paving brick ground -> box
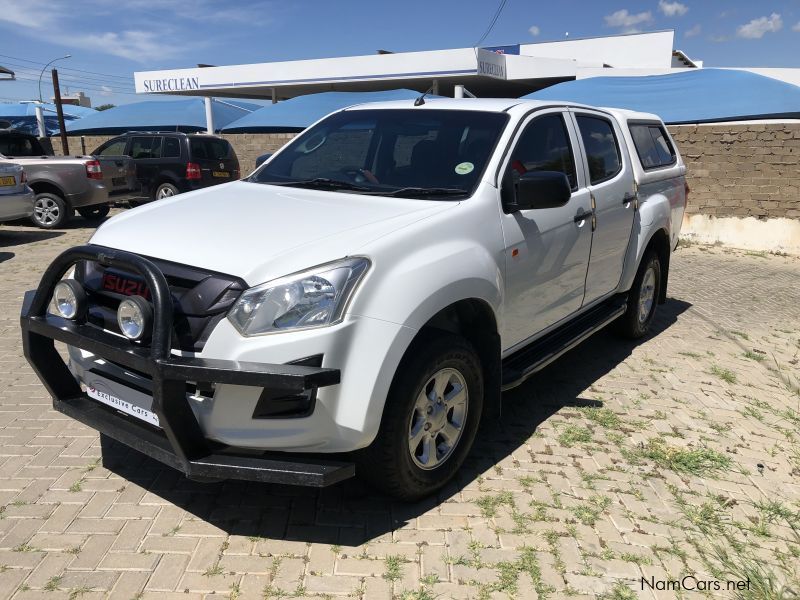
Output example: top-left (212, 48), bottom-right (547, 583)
top-left (0, 216), bottom-right (798, 600)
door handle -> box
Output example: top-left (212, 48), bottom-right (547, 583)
top-left (574, 211), bottom-right (593, 223)
top-left (622, 193), bottom-right (636, 205)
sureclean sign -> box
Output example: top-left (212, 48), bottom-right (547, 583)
top-left (142, 77), bottom-right (200, 92)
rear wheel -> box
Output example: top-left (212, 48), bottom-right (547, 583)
top-left (77, 205), bottom-right (110, 221)
top-left (616, 250), bottom-right (661, 339)
top-left (357, 333), bottom-right (483, 500)
top-left (31, 192), bottom-right (70, 229)
top-left (154, 182), bottom-right (179, 200)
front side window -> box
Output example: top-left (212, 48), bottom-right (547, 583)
top-left (95, 139), bottom-right (127, 156)
top-left (508, 113), bottom-right (577, 189)
top-left (576, 115), bottom-right (622, 184)
top-left (251, 109), bottom-right (509, 199)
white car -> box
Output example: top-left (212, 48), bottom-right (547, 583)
top-left (0, 162), bottom-right (34, 222)
top-left (21, 98), bottom-right (686, 499)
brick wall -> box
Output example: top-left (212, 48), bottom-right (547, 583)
top-left (667, 123), bottom-right (800, 220)
top-left (53, 124), bottom-right (800, 220)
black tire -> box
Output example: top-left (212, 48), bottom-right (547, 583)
top-left (154, 182), bottom-right (180, 201)
top-left (31, 192), bottom-right (70, 229)
top-left (357, 333), bottom-right (484, 500)
top-left (77, 205), bottom-right (110, 221)
top-left (616, 250), bottom-right (662, 339)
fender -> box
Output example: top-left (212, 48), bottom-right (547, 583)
top-left (618, 186), bottom-right (673, 294)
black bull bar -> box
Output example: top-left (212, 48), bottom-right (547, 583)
top-left (19, 245), bottom-right (354, 487)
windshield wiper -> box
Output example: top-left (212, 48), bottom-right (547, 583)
top-left (381, 187), bottom-right (468, 198)
top-left (263, 178), bottom-right (372, 192)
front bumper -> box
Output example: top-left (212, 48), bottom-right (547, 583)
top-left (20, 245), bottom-right (354, 487)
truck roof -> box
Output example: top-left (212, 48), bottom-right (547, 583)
top-left (343, 97), bottom-right (663, 123)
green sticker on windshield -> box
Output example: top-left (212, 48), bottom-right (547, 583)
top-left (454, 162), bottom-right (474, 175)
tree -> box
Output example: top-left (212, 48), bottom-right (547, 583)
top-left (95, 104), bottom-right (115, 111)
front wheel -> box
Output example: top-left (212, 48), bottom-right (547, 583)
top-left (77, 205), bottom-right (110, 221)
top-left (357, 333), bottom-right (483, 500)
top-left (31, 193), bottom-right (70, 229)
top-left (616, 250), bottom-right (661, 339)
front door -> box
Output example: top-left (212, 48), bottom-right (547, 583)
top-left (570, 111), bottom-right (636, 304)
top-left (499, 110), bottom-right (593, 351)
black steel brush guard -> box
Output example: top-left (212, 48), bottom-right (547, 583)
top-left (20, 245), bottom-right (354, 487)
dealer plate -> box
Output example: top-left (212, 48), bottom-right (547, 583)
top-left (0, 176), bottom-right (15, 187)
top-left (83, 374), bottom-right (160, 427)
top-left (212, 170), bottom-right (230, 178)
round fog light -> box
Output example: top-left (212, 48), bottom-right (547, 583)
top-left (53, 280), bottom-right (86, 320)
top-left (116, 295), bottom-right (153, 341)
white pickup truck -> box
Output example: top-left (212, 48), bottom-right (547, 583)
top-left (21, 98), bottom-right (686, 499)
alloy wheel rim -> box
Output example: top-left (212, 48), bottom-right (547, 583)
top-left (408, 367), bottom-right (468, 470)
top-left (33, 197), bottom-right (59, 225)
top-left (157, 186), bottom-right (174, 199)
top-left (638, 266), bottom-right (656, 324)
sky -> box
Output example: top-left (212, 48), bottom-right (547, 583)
top-left (0, 0), bottom-right (798, 107)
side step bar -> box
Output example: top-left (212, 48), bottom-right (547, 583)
top-left (501, 296), bottom-right (627, 391)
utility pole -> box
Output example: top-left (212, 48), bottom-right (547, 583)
top-left (52, 69), bottom-right (69, 155)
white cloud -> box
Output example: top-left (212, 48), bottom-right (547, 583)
top-left (684, 24), bottom-right (701, 38)
top-left (529, 25), bottom-right (540, 36)
top-left (658, 1), bottom-right (688, 17)
top-left (793, 21), bottom-right (800, 32)
top-left (737, 13), bottom-right (783, 39)
top-left (100, 85), bottom-right (113, 97)
top-left (604, 9), bottom-right (653, 28)
top-left (52, 30), bottom-right (186, 62)
top-left (0, 0), bottom-right (60, 28)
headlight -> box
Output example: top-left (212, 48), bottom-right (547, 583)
top-left (117, 295), bottom-right (153, 341)
top-left (52, 280), bottom-right (87, 320)
top-left (228, 257), bottom-right (370, 336)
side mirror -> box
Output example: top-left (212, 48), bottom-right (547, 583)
top-left (255, 153), bottom-right (273, 168)
top-left (503, 170), bottom-right (571, 213)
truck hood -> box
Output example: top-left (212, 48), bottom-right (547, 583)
top-left (90, 180), bottom-right (455, 285)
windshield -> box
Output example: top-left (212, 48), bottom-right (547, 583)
top-left (250, 109), bottom-right (509, 199)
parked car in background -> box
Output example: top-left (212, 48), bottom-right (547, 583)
top-left (0, 162), bottom-right (34, 223)
top-left (92, 132), bottom-right (240, 203)
top-left (0, 129), bottom-right (136, 228)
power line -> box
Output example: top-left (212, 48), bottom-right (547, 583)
top-left (0, 60), bottom-right (136, 89)
top-left (474, 0), bottom-right (509, 47)
top-left (9, 75), bottom-right (141, 96)
top-left (0, 53), bottom-right (134, 82)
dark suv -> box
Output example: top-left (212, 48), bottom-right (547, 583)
top-left (92, 132), bottom-right (239, 203)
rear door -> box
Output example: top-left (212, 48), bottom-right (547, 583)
top-left (188, 137), bottom-right (239, 186)
top-left (128, 136), bottom-right (163, 198)
top-left (571, 110), bottom-right (636, 305)
top-left (93, 137), bottom-right (137, 199)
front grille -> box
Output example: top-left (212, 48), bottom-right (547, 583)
top-left (75, 256), bottom-right (246, 352)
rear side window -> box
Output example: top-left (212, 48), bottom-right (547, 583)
top-left (129, 136), bottom-right (162, 159)
top-left (576, 115), bottom-right (622, 184)
top-left (190, 138), bottom-right (233, 161)
top-left (162, 137), bottom-right (181, 158)
top-left (630, 123), bottom-right (676, 170)
top-left (509, 113), bottom-right (577, 189)
top-left (95, 139), bottom-right (127, 156)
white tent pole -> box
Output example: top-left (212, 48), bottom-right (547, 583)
top-left (34, 104), bottom-right (46, 137)
top-left (205, 97), bottom-right (215, 133)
